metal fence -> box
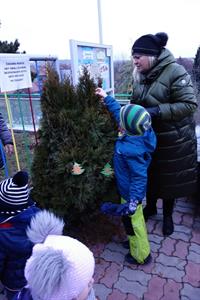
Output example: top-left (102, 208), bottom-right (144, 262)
top-left (0, 93), bottom-right (130, 132)
top-left (0, 93), bottom-right (41, 131)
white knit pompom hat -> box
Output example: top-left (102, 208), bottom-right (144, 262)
top-left (25, 235), bottom-right (95, 300)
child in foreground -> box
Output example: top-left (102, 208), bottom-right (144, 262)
top-left (14, 210), bottom-right (97, 300)
top-left (96, 88), bottom-right (156, 265)
top-left (0, 171), bottom-right (40, 300)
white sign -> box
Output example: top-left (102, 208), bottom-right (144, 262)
top-left (0, 57), bottom-right (32, 92)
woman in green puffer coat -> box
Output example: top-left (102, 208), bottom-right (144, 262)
top-left (130, 32), bottom-right (198, 236)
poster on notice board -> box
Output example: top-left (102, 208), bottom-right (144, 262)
top-left (70, 40), bottom-right (114, 93)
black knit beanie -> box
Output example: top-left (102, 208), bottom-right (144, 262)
top-left (131, 32), bottom-right (168, 56)
top-left (0, 171), bottom-right (31, 216)
top-left (12, 171), bottom-right (29, 187)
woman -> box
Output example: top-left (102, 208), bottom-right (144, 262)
top-left (130, 32), bottom-right (198, 236)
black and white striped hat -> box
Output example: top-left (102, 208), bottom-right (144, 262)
top-left (0, 171), bottom-right (30, 215)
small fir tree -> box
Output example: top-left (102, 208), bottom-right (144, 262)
top-left (31, 68), bottom-right (118, 221)
top-left (192, 47), bottom-right (200, 123)
top-left (193, 47), bottom-right (200, 93)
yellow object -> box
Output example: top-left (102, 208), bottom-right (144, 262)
top-left (4, 92), bottom-right (20, 171)
top-left (121, 198), bottom-right (150, 263)
top-left (128, 204), bottom-right (150, 263)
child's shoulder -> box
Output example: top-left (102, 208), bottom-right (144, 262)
top-left (0, 205), bottom-right (41, 226)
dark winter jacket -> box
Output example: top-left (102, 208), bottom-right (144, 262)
top-left (131, 48), bottom-right (198, 198)
top-left (0, 205), bottom-right (40, 291)
top-left (0, 112), bottom-right (12, 168)
top-left (0, 112), bottom-right (12, 145)
top-left (104, 96), bottom-right (156, 203)
top-left (13, 288), bottom-right (32, 300)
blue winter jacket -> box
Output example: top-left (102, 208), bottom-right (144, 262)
top-left (104, 96), bottom-right (156, 203)
top-left (0, 204), bottom-right (40, 291)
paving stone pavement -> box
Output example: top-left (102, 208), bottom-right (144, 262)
top-left (0, 197), bottom-right (199, 300)
top-left (90, 197), bottom-right (200, 300)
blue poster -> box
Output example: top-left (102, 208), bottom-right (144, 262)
top-left (77, 45), bottom-right (111, 90)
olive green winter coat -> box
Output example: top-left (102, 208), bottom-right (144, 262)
top-left (131, 48), bottom-right (198, 199)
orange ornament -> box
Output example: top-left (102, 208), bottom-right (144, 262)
top-left (71, 162), bottom-right (85, 175)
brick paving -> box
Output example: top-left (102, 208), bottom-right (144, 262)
top-left (91, 197), bottom-right (200, 300)
top-left (0, 197), bottom-right (199, 300)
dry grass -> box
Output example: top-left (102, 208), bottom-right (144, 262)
top-left (0, 131), bottom-right (36, 181)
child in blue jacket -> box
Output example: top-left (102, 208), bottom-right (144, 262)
top-left (96, 88), bottom-right (156, 265)
top-left (0, 171), bottom-right (40, 300)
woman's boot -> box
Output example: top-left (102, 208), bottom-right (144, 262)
top-left (143, 197), bottom-right (157, 221)
top-left (163, 198), bottom-right (175, 236)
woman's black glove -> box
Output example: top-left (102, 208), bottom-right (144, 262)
top-left (146, 106), bottom-right (160, 118)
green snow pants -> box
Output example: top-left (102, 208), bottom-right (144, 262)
top-left (121, 199), bottom-right (150, 264)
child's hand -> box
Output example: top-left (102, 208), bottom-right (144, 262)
top-left (100, 200), bottom-right (140, 216)
top-left (128, 200), bottom-right (139, 215)
top-left (95, 88), bottom-right (107, 99)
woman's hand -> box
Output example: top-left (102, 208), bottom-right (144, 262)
top-left (95, 88), bottom-right (107, 99)
top-left (146, 106), bottom-right (161, 118)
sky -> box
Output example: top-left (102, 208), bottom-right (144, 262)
top-left (0, 0), bottom-right (200, 60)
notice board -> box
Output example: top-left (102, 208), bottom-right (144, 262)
top-left (70, 40), bottom-right (114, 93)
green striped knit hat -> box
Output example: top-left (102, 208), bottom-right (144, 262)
top-left (120, 104), bottom-right (151, 135)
